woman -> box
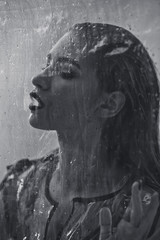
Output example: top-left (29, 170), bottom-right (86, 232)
top-left (0, 22), bottom-right (160, 240)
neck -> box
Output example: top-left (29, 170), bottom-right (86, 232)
top-left (56, 123), bottom-right (127, 199)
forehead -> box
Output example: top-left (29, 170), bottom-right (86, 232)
top-left (49, 31), bottom-right (87, 62)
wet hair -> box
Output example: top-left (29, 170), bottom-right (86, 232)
top-left (71, 22), bottom-right (160, 190)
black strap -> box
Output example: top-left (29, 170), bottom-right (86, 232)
top-left (73, 176), bottom-right (131, 204)
top-left (73, 187), bottom-right (123, 204)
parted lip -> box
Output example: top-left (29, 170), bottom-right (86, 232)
top-left (29, 91), bottom-right (45, 110)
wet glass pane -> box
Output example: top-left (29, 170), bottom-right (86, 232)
top-left (0, 0), bottom-right (160, 239)
top-left (0, 0), bottom-right (159, 179)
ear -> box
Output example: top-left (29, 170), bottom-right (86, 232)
top-left (99, 91), bottom-right (125, 118)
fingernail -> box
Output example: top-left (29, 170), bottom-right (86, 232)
top-left (138, 180), bottom-right (142, 190)
top-left (153, 191), bottom-right (159, 198)
top-left (99, 208), bottom-right (111, 226)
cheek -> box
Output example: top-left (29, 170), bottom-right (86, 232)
top-left (75, 81), bottom-right (98, 116)
top-left (48, 77), bottom-right (98, 127)
top-left (47, 88), bottom-right (78, 125)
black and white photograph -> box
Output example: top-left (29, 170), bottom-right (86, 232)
top-left (0, 0), bottom-right (160, 239)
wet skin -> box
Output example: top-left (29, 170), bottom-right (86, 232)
top-left (29, 30), bottom-right (126, 198)
top-left (29, 31), bottom-right (101, 135)
top-left (29, 29), bottom-right (160, 240)
top-left (29, 31), bottom-right (107, 198)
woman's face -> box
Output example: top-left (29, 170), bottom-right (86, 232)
top-left (29, 31), bottom-right (101, 132)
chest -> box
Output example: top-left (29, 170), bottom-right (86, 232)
top-left (45, 200), bottom-right (109, 240)
top-left (5, 160), bottom-right (159, 240)
top-left (14, 168), bottom-right (126, 240)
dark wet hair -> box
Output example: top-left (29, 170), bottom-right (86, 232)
top-left (71, 22), bottom-right (160, 190)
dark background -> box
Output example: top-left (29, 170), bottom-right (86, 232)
top-left (0, 0), bottom-right (160, 180)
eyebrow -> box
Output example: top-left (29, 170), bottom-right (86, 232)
top-left (47, 54), bottom-right (81, 70)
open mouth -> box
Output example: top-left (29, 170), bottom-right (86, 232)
top-left (29, 91), bottom-right (45, 111)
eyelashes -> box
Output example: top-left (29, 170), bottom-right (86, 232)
top-left (57, 62), bottom-right (77, 80)
top-left (42, 61), bottom-right (79, 80)
top-left (60, 71), bottom-right (75, 80)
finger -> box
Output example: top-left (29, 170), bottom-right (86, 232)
top-left (123, 206), bottom-right (131, 222)
top-left (99, 207), bottom-right (112, 240)
top-left (130, 181), bottom-right (143, 227)
top-left (117, 219), bottom-right (137, 239)
top-left (139, 192), bottom-right (159, 237)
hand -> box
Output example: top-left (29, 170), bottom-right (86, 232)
top-left (99, 182), bottom-right (160, 240)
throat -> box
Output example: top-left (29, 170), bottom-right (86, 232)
top-left (49, 157), bottom-right (129, 202)
top-left (54, 135), bottom-right (128, 200)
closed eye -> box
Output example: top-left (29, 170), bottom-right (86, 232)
top-left (42, 55), bottom-right (81, 79)
top-left (57, 61), bottom-right (79, 80)
top-left (60, 71), bottom-right (76, 80)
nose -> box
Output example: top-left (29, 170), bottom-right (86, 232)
top-left (31, 71), bottom-right (53, 90)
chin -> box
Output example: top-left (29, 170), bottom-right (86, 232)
top-left (29, 113), bottom-right (48, 130)
top-left (29, 112), bottom-right (58, 131)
